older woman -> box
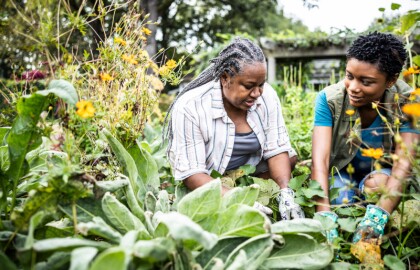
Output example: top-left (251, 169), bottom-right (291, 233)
top-left (311, 32), bottom-right (419, 242)
top-left (166, 37), bottom-right (303, 220)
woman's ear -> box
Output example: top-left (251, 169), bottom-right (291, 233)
top-left (220, 73), bottom-right (230, 88)
top-left (387, 74), bottom-right (398, 88)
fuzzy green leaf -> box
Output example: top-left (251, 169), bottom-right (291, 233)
top-left (177, 180), bottom-right (221, 223)
top-left (69, 247), bottom-right (98, 270)
top-left (271, 219), bottom-right (324, 234)
top-left (155, 211), bottom-right (218, 250)
top-left (215, 204), bottom-right (267, 237)
top-left (89, 247), bottom-right (126, 270)
top-left (263, 234), bottom-right (334, 269)
top-left (225, 234), bottom-right (274, 270)
top-left (33, 238), bottom-right (111, 252)
top-left (196, 237), bottom-right (247, 270)
top-left (102, 192), bottom-right (147, 234)
top-left (222, 185), bottom-right (259, 209)
top-left (77, 216), bottom-right (122, 243)
top-left (133, 237), bottom-right (176, 262)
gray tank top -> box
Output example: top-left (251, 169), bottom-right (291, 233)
top-left (225, 131), bottom-right (261, 171)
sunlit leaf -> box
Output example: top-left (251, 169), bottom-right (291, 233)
top-left (133, 237), bottom-right (176, 262)
top-left (390, 3), bottom-right (401, 10)
top-left (33, 238), bottom-right (110, 252)
top-left (155, 211), bottom-right (218, 250)
top-left (69, 247), bottom-right (98, 270)
top-left (177, 180), bottom-right (221, 223)
top-left (222, 185), bottom-right (259, 209)
top-left (271, 219), bottom-right (324, 234)
top-left (262, 234), bottom-right (334, 269)
top-left (225, 234), bottom-right (274, 270)
top-left (77, 216), bottom-right (122, 243)
top-left (102, 192), bottom-right (147, 234)
top-left (196, 237), bottom-right (247, 270)
top-left (89, 247), bottom-right (126, 270)
top-left (215, 204), bottom-right (267, 237)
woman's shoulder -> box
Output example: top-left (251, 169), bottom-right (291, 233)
top-left (323, 80), bottom-right (346, 102)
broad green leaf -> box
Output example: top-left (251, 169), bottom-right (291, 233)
top-left (384, 255), bottom-right (405, 270)
top-left (101, 129), bottom-right (142, 201)
top-left (120, 230), bottom-right (139, 249)
top-left (40, 79), bottom-right (78, 106)
top-left (390, 200), bottom-right (420, 229)
top-left (0, 127), bottom-right (10, 145)
top-left (225, 234), bottom-right (274, 270)
top-left (133, 237), bottom-right (176, 262)
top-left (25, 211), bottom-right (45, 249)
top-left (215, 204), bottom-right (267, 237)
top-left (271, 219), bottom-right (324, 234)
top-left (226, 250), bottom-right (247, 270)
top-left (70, 247), bottom-right (98, 270)
top-left (391, 3), bottom-right (401, 10)
top-left (177, 180), bottom-right (222, 223)
top-left (33, 238), bottom-right (111, 252)
top-left (95, 179), bottom-right (129, 192)
top-left (302, 180), bottom-right (326, 198)
top-left (128, 141), bottom-right (160, 190)
top-left (0, 145), bottom-right (10, 172)
top-left (145, 191), bottom-right (157, 212)
top-left (155, 211), bottom-right (218, 250)
top-left (262, 234), bottom-right (334, 269)
top-left (0, 250), bottom-right (18, 270)
top-left (77, 216), bottom-right (122, 243)
top-left (400, 12), bottom-right (420, 34)
top-left (337, 217), bottom-right (358, 232)
top-left (412, 55), bottom-right (420, 68)
top-left (196, 237), bottom-right (247, 270)
top-left (155, 190), bottom-right (170, 213)
top-left (102, 192), bottom-right (147, 234)
top-left (411, 193), bottom-right (420, 200)
top-left (35, 251), bottom-right (71, 270)
top-left (378, 7), bottom-right (385, 12)
top-left (2, 92), bottom-right (45, 210)
top-left (101, 129), bottom-right (147, 220)
top-left (288, 174), bottom-right (308, 190)
top-left (222, 185), bottom-right (259, 209)
top-left (89, 247), bottom-right (126, 270)
top-left (250, 177), bottom-right (279, 205)
top-left (327, 262), bottom-right (353, 269)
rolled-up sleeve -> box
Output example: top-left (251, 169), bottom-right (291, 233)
top-left (168, 103), bottom-right (208, 181)
top-left (261, 85), bottom-right (296, 159)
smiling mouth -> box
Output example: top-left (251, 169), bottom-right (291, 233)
top-left (245, 100), bottom-right (255, 107)
top-left (349, 94), bottom-right (362, 103)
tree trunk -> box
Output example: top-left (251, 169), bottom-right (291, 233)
top-left (140, 0), bottom-right (158, 57)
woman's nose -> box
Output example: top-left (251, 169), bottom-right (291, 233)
top-left (250, 87), bottom-right (262, 98)
top-left (348, 80), bottom-right (361, 93)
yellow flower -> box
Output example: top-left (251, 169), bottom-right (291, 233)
top-left (165, 59), bottom-right (177, 69)
top-left (141, 27), bottom-right (152, 36)
top-left (159, 65), bottom-right (170, 76)
top-left (413, 88), bottom-right (420, 96)
top-left (372, 102), bottom-right (378, 109)
top-left (114, 37), bottom-right (127, 46)
top-left (122, 54), bottom-right (138, 65)
top-left (403, 66), bottom-right (420, 76)
top-left (346, 163), bottom-right (355, 175)
top-left (76, 100), bottom-right (95, 119)
top-left (361, 148), bottom-right (384, 160)
top-left (99, 73), bottom-right (114, 81)
top-left (346, 109), bottom-right (355, 116)
top-left (402, 103), bottom-right (420, 117)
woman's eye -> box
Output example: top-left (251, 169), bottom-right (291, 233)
top-left (362, 81), bottom-right (372, 86)
top-left (346, 74), bottom-right (353, 79)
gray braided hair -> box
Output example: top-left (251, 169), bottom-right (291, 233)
top-left (164, 37), bottom-right (266, 143)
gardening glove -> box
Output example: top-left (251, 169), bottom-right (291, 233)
top-left (253, 201), bottom-right (273, 215)
top-left (352, 204), bottom-right (389, 243)
top-left (316, 211), bottom-right (339, 243)
top-left (276, 188), bottom-right (305, 220)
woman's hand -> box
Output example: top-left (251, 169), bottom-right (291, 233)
top-left (277, 187), bottom-right (305, 220)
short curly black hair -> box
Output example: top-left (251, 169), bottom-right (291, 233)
top-left (346, 32), bottom-right (406, 81)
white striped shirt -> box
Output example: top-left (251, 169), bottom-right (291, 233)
top-left (168, 79), bottom-right (296, 181)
